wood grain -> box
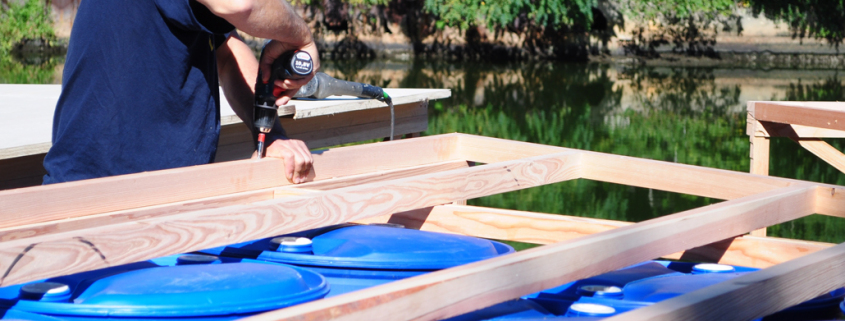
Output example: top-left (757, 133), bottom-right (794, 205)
top-left (0, 151), bottom-right (582, 286)
top-left (793, 138), bottom-right (845, 174)
top-left (356, 205), bottom-right (832, 269)
top-left (0, 160), bottom-right (470, 242)
top-left (580, 151), bottom-right (793, 200)
top-left (607, 241), bottom-right (845, 321)
top-left (0, 134), bottom-right (460, 229)
top-left (750, 101), bottom-right (845, 132)
top-left (244, 185), bottom-right (817, 321)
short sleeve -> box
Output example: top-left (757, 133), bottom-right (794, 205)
top-left (154, 0), bottom-right (235, 34)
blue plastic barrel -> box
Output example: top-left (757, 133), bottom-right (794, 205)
top-left (526, 261), bottom-right (845, 320)
top-left (201, 224), bottom-right (515, 297)
top-left (0, 255), bottom-right (329, 320)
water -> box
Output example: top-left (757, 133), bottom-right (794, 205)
top-left (7, 56), bottom-right (845, 244)
top-left (321, 59), bottom-right (845, 244)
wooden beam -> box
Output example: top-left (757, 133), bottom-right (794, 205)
top-left (580, 151), bottom-right (792, 200)
top-left (749, 119), bottom-right (845, 138)
top-left (355, 205), bottom-right (833, 269)
top-left (0, 151), bottom-right (582, 286)
top-left (607, 241), bottom-right (845, 321)
top-left (750, 101), bottom-right (845, 132)
top-left (456, 134), bottom-right (568, 163)
top-left (792, 138), bottom-right (845, 174)
top-left (245, 185), bottom-right (817, 321)
top-left (749, 135), bottom-right (770, 237)
top-left (214, 102), bottom-right (429, 162)
top-left (0, 134), bottom-right (461, 229)
top-left (0, 160), bottom-right (470, 242)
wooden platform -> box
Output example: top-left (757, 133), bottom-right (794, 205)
top-left (0, 85), bottom-right (449, 189)
top-left (1, 133), bottom-right (843, 321)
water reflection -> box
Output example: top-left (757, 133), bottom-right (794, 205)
top-left (8, 57), bottom-right (845, 243)
top-left (322, 60), bottom-right (845, 243)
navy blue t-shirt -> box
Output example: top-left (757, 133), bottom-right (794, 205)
top-left (43, 0), bottom-right (235, 184)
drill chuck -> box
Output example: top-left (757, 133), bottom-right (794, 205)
top-left (253, 48), bottom-right (314, 158)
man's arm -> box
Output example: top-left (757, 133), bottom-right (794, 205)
top-left (217, 33), bottom-right (313, 184)
top-left (197, 0), bottom-right (320, 106)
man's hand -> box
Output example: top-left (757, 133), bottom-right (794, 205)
top-left (253, 138), bottom-right (313, 184)
top-left (259, 40), bottom-right (321, 107)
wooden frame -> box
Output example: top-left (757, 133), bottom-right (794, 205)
top-left (746, 101), bottom-right (845, 236)
top-left (1, 133), bottom-right (843, 321)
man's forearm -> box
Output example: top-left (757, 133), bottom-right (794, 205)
top-left (197, 0), bottom-right (312, 46)
top-left (217, 33), bottom-right (258, 133)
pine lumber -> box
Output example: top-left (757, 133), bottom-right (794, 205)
top-left (356, 205), bottom-right (832, 269)
top-left (0, 160), bottom-right (470, 242)
top-left (749, 101), bottom-right (845, 132)
top-left (214, 102), bottom-right (429, 162)
top-left (245, 185), bottom-right (817, 321)
top-left (607, 241), bottom-right (845, 321)
top-left (792, 138), bottom-right (845, 174)
top-left (0, 134), bottom-right (460, 229)
top-left (0, 151), bottom-right (582, 286)
top-left (580, 151), bottom-right (792, 200)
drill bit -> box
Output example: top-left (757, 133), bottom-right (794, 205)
top-left (257, 133), bottom-right (266, 159)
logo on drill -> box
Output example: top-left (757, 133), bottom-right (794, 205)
top-left (291, 52), bottom-right (313, 75)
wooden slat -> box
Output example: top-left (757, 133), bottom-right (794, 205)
top-left (289, 88), bottom-right (450, 119)
top-left (0, 134), bottom-right (460, 229)
top-left (456, 134), bottom-right (568, 163)
top-left (749, 135), bottom-right (770, 237)
top-left (793, 138), bottom-right (845, 174)
top-left (355, 205), bottom-right (833, 269)
top-left (580, 151), bottom-right (792, 200)
top-left (608, 241), bottom-right (845, 321)
top-left (749, 119), bottom-right (845, 138)
top-left (0, 151), bottom-right (582, 286)
top-left (0, 160), bottom-right (470, 242)
top-left (245, 185), bottom-right (816, 321)
top-left (750, 101), bottom-right (845, 132)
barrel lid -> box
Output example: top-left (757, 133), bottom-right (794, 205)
top-left (202, 225), bottom-right (515, 270)
top-left (0, 259), bottom-right (328, 317)
top-left (622, 273), bottom-right (740, 302)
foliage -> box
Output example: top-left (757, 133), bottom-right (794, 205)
top-left (0, 0), bottom-right (55, 53)
top-left (423, 0), bottom-right (596, 31)
top-left (618, 0), bottom-right (739, 56)
top-left (748, 0), bottom-right (845, 48)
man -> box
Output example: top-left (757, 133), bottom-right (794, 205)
top-left (43, 0), bottom-right (317, 185)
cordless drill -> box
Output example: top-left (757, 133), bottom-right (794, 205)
top-left (253, 49), bottom-right (314, 159)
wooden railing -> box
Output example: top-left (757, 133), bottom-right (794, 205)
top-left (747, 101), bottom-right (845, 236)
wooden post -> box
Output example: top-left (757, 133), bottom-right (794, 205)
top-left (749, 135), bottom-right (770, 237)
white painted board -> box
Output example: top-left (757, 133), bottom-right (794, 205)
top-left (0, 85), bottom-right (449, 159)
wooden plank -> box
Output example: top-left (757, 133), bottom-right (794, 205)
top-left (1, 102), bottom-right (430, 188)
top-left (0, 160), bottom-right (470, 242)
top-left (456, 134), bottom-right (570, 163)
top-left (0, 151), bottom-right (582, 286)
top-left (580, 151), bottom-right (792, 200)
top-left (607, 241), bottom-right (845, 321)
top-left (748, 135), bottom-right (770, 237)
top-left (356, 205), bottom-right (833, 269)
top-left (213, 102), bottom-right (428, 162)
top-left (289, 89), bottom-right (450, 119)
top-left (0, 134), bottom-right (460, 229)
top-left (793, 138), bottom-right (845, 174)
top-left (750, 101), bottom-right (845, 132)
top-left (244, 185), bottom-right (817, 321)
top-left (749, 119), bottom-right (845, 138)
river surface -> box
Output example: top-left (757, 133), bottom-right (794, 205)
top-left (5, 57), bottom-right (845, 244)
